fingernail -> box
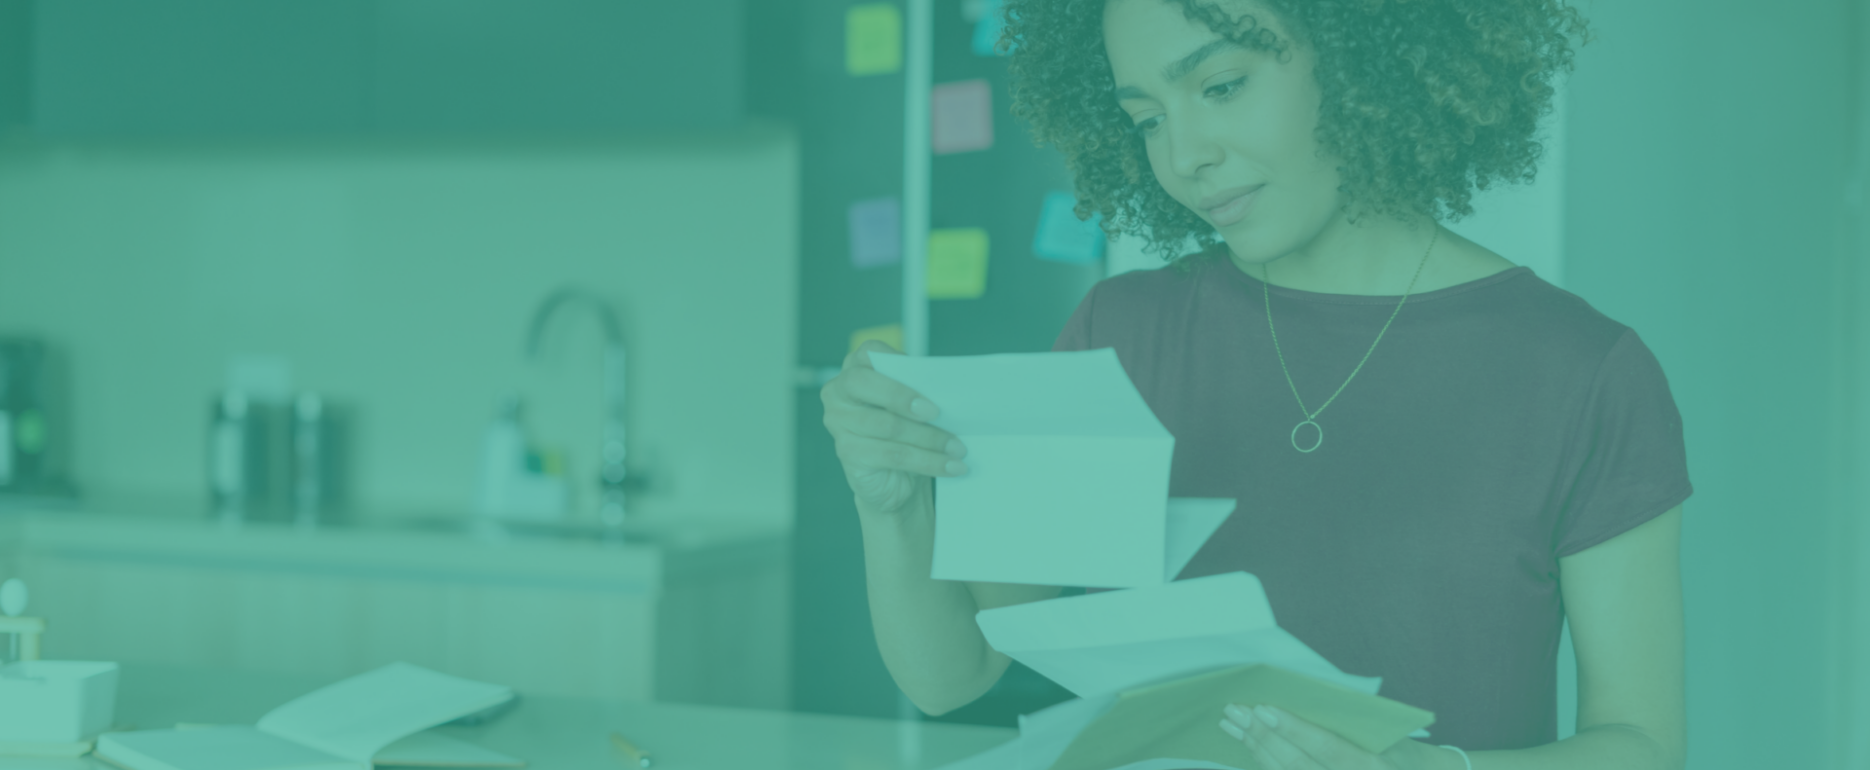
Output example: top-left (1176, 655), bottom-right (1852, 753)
top-left (1254, 705), bottom-right (1279, 728)
top-left (945, 460), bottom-right (968, 476)
top-left (1218, 718), bottom-right (1245, 740)
top-left (911, 398), bottom-right (939, 420)
top-left (946, 438), bottom-right (966, 458)
top-left (1223, 704), bottom-right (1253, 727)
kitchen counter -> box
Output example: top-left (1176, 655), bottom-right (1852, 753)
top-left (0, 503), bottom-right (792, 707)
top-left (0, 661), bottom-right (1015, 770)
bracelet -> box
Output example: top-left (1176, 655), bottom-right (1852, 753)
top-left (1437, 744), bottom-right (1472, 770)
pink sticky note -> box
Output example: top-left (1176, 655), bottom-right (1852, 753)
top-left (932, 79), bottom-right (994, 155)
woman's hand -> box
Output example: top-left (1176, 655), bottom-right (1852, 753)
top-left (820, 340), bottom-right (969, 514)
top-left (1220, 705), bottom-right (1449, 770)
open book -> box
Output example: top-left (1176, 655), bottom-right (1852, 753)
top-left (94, 663), bottom-right (522, 770)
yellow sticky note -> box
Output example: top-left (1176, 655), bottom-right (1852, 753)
top-left (845, 4), bottom-right (903, 76)
top-left (927, 228), bottom-right (989, 299)
top-left (849, 323), bottom-right (904, 355)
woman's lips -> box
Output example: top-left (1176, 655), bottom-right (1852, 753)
top-left (1206, 185), bottom-right (1264, 227)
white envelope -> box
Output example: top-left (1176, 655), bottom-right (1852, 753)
top-left (922, 695), bottom-right (1247, 770)
top-left (870, 348), bottom-right (1176, 588)
top-left (976, 572), bottom-right (1383, 699)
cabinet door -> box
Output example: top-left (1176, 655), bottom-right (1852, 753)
top-left (368, 0), bottom-right (744, 135)
top-left (32, 0), bottom-right (371, 137)
top-left (29, 0), bottom-right (745, 137)
top-left (0, 0), bottom-right (27, 131)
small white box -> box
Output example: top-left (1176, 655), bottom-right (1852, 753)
top-left (0, 661), bottom-right (119, 742)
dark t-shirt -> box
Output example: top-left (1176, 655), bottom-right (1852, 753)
top-left (1052, 247), bottom-right (1693, 751)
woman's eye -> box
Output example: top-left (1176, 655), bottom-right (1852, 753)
top-left (1131, 78), bottom-right (1245, 137)
top-left (1205, 77), bottom-right (1245, 99)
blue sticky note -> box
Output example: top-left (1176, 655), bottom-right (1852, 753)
top-left (849, 197), bottom-right (901, 268)
top-left (1032, 191), bottom-right (1105, 264)
top-left (972, 0), bottom-right (1016, 56)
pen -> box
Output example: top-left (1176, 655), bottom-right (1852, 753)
top-left (609, 731), bottom-right (653, 768)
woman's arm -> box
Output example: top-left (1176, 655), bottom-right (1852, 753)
top-left (858, 484), bottom-right (1062, 716)
top-left (1223, 505), bottom-right (1687, 770)
top-left (1432, 504), bottom-right (1687, 770)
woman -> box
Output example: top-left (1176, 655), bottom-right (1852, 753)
top-left (819, 1), bottom-right (1691, 768)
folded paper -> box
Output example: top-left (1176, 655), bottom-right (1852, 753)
top-left (869, 348), bottom-right (1176, 587)
top-left (977, 572), bottom-right (1378, 699)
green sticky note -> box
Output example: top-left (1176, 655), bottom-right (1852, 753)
top-left (846, 3), bottom-right (903, 76)
top-left (927, 228), bottom-right (989, 299)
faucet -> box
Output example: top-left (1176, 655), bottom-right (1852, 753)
top-left (524, 287), bottom-right (643, 529)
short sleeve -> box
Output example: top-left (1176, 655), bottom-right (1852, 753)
top-left (1553, 329), bottom-right (1694, 557)
top-left (1052, 283), bottom-right (1099, 352)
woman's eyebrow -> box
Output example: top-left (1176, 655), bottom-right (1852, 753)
top-left (1112, 38), bottom-right (1241, 102)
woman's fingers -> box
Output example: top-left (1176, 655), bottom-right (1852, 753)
top-left (824, 339), bottom-right (969, 478)
top-left (824, 400), bottom-right (966, 472)
top-left (839, 340), bottom-right (940, 423)
top-left (842, 399), bottom-right (960, 454)
top-left (835, 433), bottom-right (967, 478)
top-left (831, 365), bottom-right (939, 424)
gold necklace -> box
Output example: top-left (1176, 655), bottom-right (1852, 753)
top-left (1261, 228), bottom-right (1438, 453)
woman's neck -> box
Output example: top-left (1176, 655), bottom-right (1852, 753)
top-left (1226, 212), bottom-right (1454, 296)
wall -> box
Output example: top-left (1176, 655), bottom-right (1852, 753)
top-left (1561, 0), bottom-right (1860, 767)
top-left (0, 123), bottom-right (800, 530)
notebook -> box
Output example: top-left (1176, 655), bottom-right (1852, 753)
top-left (94, 663), bottom-right (522, 770)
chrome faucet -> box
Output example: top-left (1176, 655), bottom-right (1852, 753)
top-left (524, 287), bottom-right (643, 528)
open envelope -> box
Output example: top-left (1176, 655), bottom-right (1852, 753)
top-left (869, 348), bottom-right (1179, 588)
top-left (977, 572), bottom-right (1382, 699)
top-left (1019, 664), bottom-right (1436, 770)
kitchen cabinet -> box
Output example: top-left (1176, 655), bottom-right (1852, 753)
top-left (32, 2), bottom-right (372, 137)
top-left (368, 0), bottom-right (742, 135)
top-left (0, 509), bottom-right (789, 708)
top-left (23, 0), bottom-right (758, 138)
top-left (0, 0), bottom-right (28, 131)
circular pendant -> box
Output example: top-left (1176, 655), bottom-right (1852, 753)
top-left (1291, 420), bottom-right (1323, 453)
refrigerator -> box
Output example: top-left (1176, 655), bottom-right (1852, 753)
top-left (788, 0), bottom-right (1104, 725)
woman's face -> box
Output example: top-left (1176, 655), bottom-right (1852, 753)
top-left (1104, 0), bottom-right (1341, 262)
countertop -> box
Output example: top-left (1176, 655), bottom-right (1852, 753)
top-left (0, 662), bottom-right (1017, 770)
top-left (0, 496), bottom-right (791, 594)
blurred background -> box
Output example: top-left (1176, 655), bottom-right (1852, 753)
top-left (0, 0), bottom-right (1862, 768)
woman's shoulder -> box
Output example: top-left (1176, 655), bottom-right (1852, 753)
top-left (1096, 246), bottom-right (1221, 295)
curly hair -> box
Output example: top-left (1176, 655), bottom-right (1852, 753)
top-left (1001, 0), bottom-right (1591, 271)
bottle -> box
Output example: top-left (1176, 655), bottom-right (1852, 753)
top-left (473, 396), bottom-right (569, 520)
top-left (474, 397), bottom-right (527, 518)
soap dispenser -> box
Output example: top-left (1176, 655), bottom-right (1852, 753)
top-left (473, 396), bottom-right (568, 520)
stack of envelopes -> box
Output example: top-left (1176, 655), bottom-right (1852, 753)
top-left (872, 350), bottom-right (1435, 770)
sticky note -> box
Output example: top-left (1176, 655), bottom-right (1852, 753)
top-left (971, 0), bottom-right (1015, 56)
top-left (1032, 191), bottom-right (1106, 264)
top-left (849, 323), bottom-right (904, 355)
top-left (931, 80), bottom-right (994, 154)
top-left (846, 3), bottom-right (903, 76)
top-left (848, 197), bottom-right (902, 268)
top-left (927, 228), bottom-right (989, 299)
